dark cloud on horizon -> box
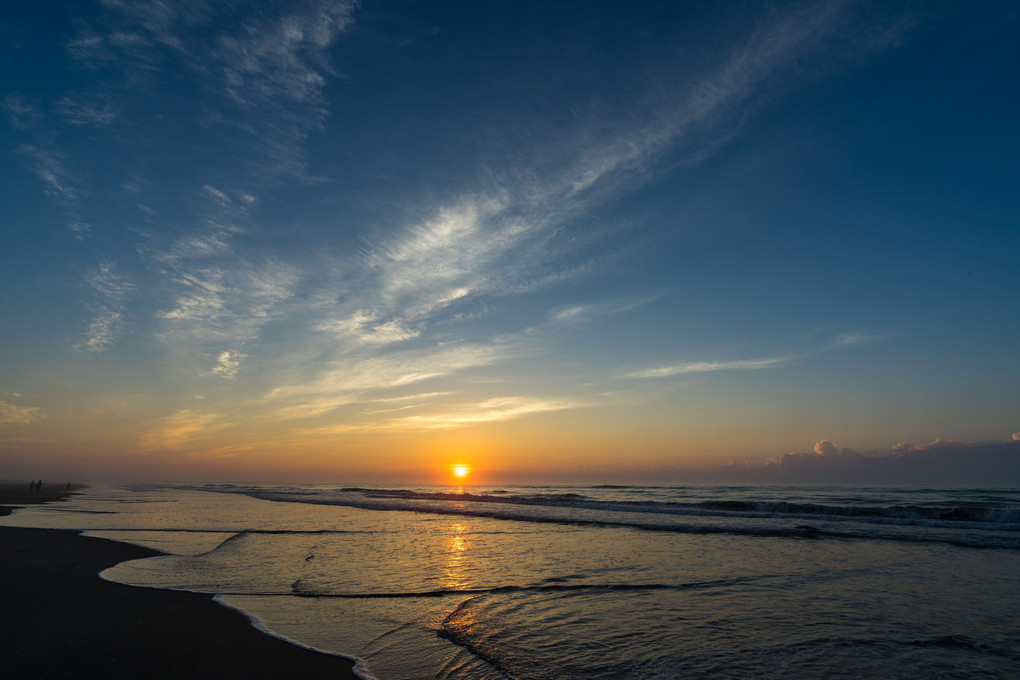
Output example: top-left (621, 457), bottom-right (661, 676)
top-left (732, 437), bottom-right (1020, 486)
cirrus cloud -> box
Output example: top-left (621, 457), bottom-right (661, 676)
top-left (0, 400), bottom-right (46, 426)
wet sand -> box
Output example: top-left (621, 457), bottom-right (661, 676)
top-left (0, 485), bottom-right (358, 679)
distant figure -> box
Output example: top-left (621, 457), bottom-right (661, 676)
top-left (37, 480), bottom-right (43, 491)
top-left (66, 482), bottom-right (71, 492)
top-left (29, 480), bottom-right (36, 491)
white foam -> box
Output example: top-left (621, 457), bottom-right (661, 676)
top-left (213, 594), bottom-right (380, 680)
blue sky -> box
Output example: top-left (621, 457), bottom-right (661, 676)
top-left (1, 0), bottom-right (1018, 483)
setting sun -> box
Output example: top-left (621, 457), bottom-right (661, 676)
top-left (450, 465), bottom-right (471, 479)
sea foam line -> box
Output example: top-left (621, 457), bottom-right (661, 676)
top-left (212, 594), bottom-right (380, 680)
top-left (237, 491), bottom-right (1020, 550)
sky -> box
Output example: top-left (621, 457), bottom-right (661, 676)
top-left (1, 0), bottom-right (1018, 485)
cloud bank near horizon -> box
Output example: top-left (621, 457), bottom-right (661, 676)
top-left (725, 437), bottom-right (1020, 486)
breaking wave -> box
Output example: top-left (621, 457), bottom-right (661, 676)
top-left (201, 484), bottom-right (1020, 550)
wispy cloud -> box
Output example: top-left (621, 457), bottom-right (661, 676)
top-left (541, 294), bottom-right (663, 329)
top-left (139, 408), bottom-right (233, 451)
top-left (361, 392), bottom-right (452, 415)
top-left (265, 342), bottom-right (506, 420)
top-left (624, 357), bottom-right (791, 379)
top-left (533, 0), bottom-right (877, 207)
top-left (17, 145), bottom-right (89, 236)
top-left (312, 196), bottom-right (524, 350)
top-left (318, 311), bottom-right (423, 346)
top-left (0, 400), bottom-right (45, 426)
top-left (14, 139), bottom-right (89, 243)
top-left (299, 395), bottom-right (580, 434)
top-left (830, 330), bottom-right (889, 348)
top-left (67, 0), bottom-right (357, 180)
top-left (154, 185), bottom-right (248, 265)
top-left (3, 94), bottom-right (40, 129)
top-left (158, 261), bottom-right (299, 343)
top-left (85, 261), bottom-right (135, 301)
top-left (210, 350), bottom-right (247, 379)
top-left (216, 2), bottom-right (355, 108)
top-left (624, 327), bottom-right (890, 381)
top-left (395, 396), bottom-right (580, 429)
top-left (44, 3), bottom-right (356, 368)
top-left (75, 310), bottom-right (125, 354)
top-left (75, 262), bottom-right (135, 353)
top-left (54, 95), bottom-right (117, 126)
top-left (372, 391), bottom-right (451, 403)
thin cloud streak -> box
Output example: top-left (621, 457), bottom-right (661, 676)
top-left (17, 145), bottom-right (91, 237)
top-left (298, 395), bottom-right (581, 434)
top-left (263, 343), bottom-right (507, 420)
top-left (396, 397), bottom-right (581, 429)
top-left (623, 329), bottom-right (889, 381)
top-left (831, 331), bottom-right (889, 348)
top-left (624, 357), bottom-right (791, 380)
top-left (139, 408), bottom-right (233, 452)
top-left (54, 95), bottom-right (117, 126)
top-left (553, 0), bottom-right (864, 202)
top-left (17, 145), bottom-right (81, 204)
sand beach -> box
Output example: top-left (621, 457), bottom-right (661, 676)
top-left (0, 484), bottom-right (357, 679)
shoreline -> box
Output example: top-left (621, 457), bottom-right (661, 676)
top-left (0, 485), bottom-right (358, 679)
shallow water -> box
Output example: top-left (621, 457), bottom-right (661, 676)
top-left (4, 484), bottom-right (1019, 679)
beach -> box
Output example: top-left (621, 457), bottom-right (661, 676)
top-left (4, 483), bottom-right (1019, 679)
top-left (0, 485), bottom-right (357, 680)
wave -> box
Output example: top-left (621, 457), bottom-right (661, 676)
top-left (313, 487), bottom-right (1020, 527)
top-left (212, 595), bottom-right (380, 680)
top-left (290, 487), bottom-right (1018, 524)
top-left (210, 492), bottom-right (1019, 551)
top-left (287, 572), bottom-right (777, 600)
top-left (103, 570), bottom-right (767, 601)
top-left (695, 499), bottom-right (1020, 524)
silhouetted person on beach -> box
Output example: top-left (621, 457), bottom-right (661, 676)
top-left (66, 482), bottom-right (71, 492)
top-left (28, 480), bottom-right (36, 491)
top-left (36, 480), bottom-right (43, 491)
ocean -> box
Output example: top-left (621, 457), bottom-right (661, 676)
top-left (3, 484), bottom-right (1019, 679)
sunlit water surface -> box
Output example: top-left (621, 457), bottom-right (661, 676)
top-left (3, 484), bottom-right (1019, 679)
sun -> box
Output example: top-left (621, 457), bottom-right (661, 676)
top-left (449, 465), bottom-right (471, 479)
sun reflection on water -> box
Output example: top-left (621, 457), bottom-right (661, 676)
top-left (440, 521), bottom-right (471, 590)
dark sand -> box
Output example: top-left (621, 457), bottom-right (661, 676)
top-left (0, 485), bottom-right (358, 679)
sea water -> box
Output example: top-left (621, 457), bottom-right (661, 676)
top-left (3, 484), bottom-right (1019, 679)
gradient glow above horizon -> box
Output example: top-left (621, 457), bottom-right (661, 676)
top-left (1, 1), bottom-right (1018, 484)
